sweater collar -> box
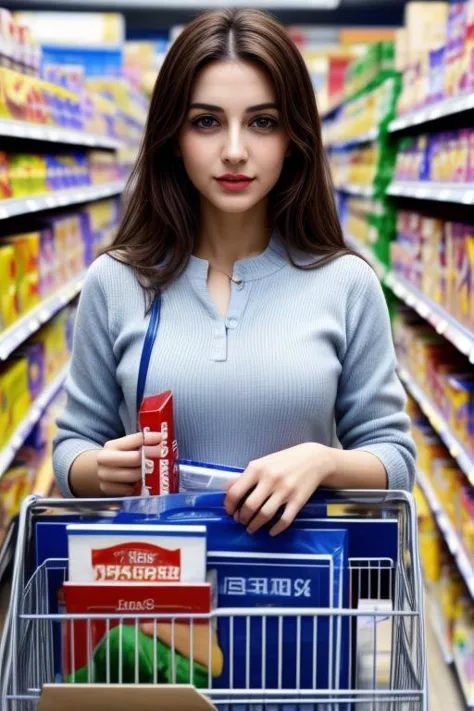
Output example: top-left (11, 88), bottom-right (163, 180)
top-left (186, 232), bottom-right (289, 282)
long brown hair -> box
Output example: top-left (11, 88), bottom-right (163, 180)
top-left (106, 8), bottom-right (354, 302)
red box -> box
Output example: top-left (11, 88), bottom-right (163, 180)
top-left (139, 391), bottom-right (179, 496)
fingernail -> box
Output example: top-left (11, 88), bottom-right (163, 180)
top-left (233, 512), bottom-right (239, 523)
top-left (246, 527), bottom-right (253, 535)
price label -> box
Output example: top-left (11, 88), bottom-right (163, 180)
top-left (436, 319), bottom-right (448, 335)
top-left (439, 189), bottom-right (451, 202)
top-left (463, 190), bottom-right (474, 204)
top-left (0, 206), bottom-right (9, 220)
top-left (26, 199), bottom-right (38, 212)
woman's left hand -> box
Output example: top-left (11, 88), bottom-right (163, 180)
top-left (224, 442), bottom-right (334, 537)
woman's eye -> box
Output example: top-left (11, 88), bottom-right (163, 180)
top-left (192, 116), bottom-right (219, 129)
top-left (251, 116), bottom-right (278, 130)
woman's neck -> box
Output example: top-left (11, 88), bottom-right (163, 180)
top-left (194, 200), bottom-right (270, 271)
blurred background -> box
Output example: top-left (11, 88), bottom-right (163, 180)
top-left (0, 1), bottom-right (473, 708)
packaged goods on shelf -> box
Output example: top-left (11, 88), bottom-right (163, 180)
top-left (390, 210), bottom-right (474, 328)
top-left (324, 75), bottom-right (400, 145)
top-left (331, 139), bottom-right (398, 197)
top-left (0, 149), bottom-right (120, 201)
top-left (0, 304), bottom-right (75, 447)
top-left (0, 8), bottom-right (42, 76)
top-left (0, 196), bottom-right (120, 333)
top-left (394, 308), bottom-right (474, 455)
top-left (342, 196), bottom-right (396, 266)
top-left (0, 392), bottom-right (64, 545)
top-left (394, 130), bottom-right (474, 183)
top-left (397, 0), bottom-right (474, 115)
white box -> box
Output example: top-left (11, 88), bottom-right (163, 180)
top-left (67, 523), bottom-right (207, 584)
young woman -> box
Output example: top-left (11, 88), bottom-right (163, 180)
top-left (53, 8), bottom-right (416, 537)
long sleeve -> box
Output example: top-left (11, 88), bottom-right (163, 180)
top-left (335, 264), bottom-right (416, 491)
top-left (53, 258), bottom-right (125, 497)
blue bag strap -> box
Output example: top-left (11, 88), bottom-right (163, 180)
top-left (137, 294), bottom-right (161, 414)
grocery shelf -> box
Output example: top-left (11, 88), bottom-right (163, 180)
top-left (0, 118), bottom-right (122, 150)
top-left (0, 363), bottom-right (69, 479)
top-left (418, 469), bottom-right (474, 599)
top-left (335, 184), bottom-right (375, 198)
top-left (453, 648), bottom-right (474, 709)
top-left (384, 272), bottom-right (474, 363)
top-left (399, 367), bottom-right (474, 487)
top-left (0, 180), bottom-right (126, 221)
top-left (325, 128), bottom-right (378, 150)
top-left (344, 233), bottom-right (387, 281)
top-left (389, 93), bottom-right (474, 133)
top-left (387, 181), bottom-right (474, 205)
top-left (426, 588), bottom-right (454, 664)
top-left (0, 274), bottom-right (84, 361)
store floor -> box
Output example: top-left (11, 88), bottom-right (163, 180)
top-left (0, 581), bottom-right (466, 709)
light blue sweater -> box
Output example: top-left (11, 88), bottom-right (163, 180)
top-left (53, 234), bottom-right (416, 497)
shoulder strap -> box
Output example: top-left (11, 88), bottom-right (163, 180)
top-left (137, 294), bottom-right (161, 414)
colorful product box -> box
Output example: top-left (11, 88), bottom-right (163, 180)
top-left (67, 523), bottom-right (207, 584)
top-left (139, 391), bottom-right (179, 496)
top-left (0, 358), bottom-right (30, 447)
top-left (62, 581), bottom-right (214, 684)
top-left (0, 244), bottom-right (17, 331)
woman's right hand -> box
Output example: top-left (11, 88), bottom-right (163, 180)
top-left (97, 431), bottom-right (163, 496)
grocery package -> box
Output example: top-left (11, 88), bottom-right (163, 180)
top-left (394, 308), bottom-right (474, 455)
top-left (390, 211), bottom-right (474, 331)
top-left (139, 391), bottom-right (179, 496)
top-left (0, 197), bottom-right (120, 334)
top-left (397, 0), bottom-right (474, 114)
top-left (325, 74), bottom-right (401, 146)
top-left (395, 130), bottom-right (474, 183)
top-left (67, 523), bottom-right (208, 583)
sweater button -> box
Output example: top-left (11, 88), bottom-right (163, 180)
top-left (226, 318), bottom-right (238, 329)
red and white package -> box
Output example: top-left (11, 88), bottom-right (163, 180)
top-left (139, 390), bottom-right (179, 496)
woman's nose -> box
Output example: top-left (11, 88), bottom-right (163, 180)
top-left (221, 127), bottom-right (248, 164)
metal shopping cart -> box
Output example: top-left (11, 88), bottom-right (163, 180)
top-left (0, 490), bottom-right (427, 710)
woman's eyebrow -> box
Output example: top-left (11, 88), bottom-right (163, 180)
top-left (188, 102), bottom-right (279, 112)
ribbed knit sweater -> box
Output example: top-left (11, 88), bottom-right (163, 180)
top-left (53, 234), bottom-right (416, 497)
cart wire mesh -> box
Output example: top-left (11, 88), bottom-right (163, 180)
top-left (0, 491), bottom-right (427, 710)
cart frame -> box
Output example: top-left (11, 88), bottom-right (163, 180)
top-left (0, 490), bottom-right (428, 710)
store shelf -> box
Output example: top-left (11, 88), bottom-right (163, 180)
top-left (399, 367), bottom-right (474, 487)
top-left (335, 184), bottom-right (375, 198)
top-left (389, 93), bottom-right (474, 133)
top-left (0, 274), bottom-right (84, 361)
top-left (0, 180), bottom-right (125, 221)
top-left (453, 648), bottom-right (474, 709)
top-left (0, 363), bottom-right (69, 479)
top-left (387, 181), bottom-right (474, 205)
top-left (344, 233), bottom-right (387, 281)
top-left (426, 588), bottom-right (454, 664)
top-left (384, 272), bottom-right (474, 363)
top-left (0, 118), bottom-right (122, 150)
top-left (326, 128), bottom-right (378, 150)
top-left (418, 469), bottom-right (474, 598)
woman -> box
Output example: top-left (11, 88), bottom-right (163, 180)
top-left (54, 8), bottom-right (416, 538)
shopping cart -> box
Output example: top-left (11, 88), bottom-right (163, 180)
top-left (0, 490), bottom-right (427, 710)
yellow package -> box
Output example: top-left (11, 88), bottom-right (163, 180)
top-left (0, 464), bottom-right (29, 533)
top-left (0, 359), bottom-right (30, 446)
top-left (3, 232), bottom-right (40, 314)
top-left (0, 244), bottom-right (18, 331)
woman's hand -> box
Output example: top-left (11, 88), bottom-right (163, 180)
top-left (224, 443), bottom-right (334, 536)
top-left (97, 431), bottom-right (162, 496)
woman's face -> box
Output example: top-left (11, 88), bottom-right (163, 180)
top-left (178, 60), bottom-right (290, 214)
